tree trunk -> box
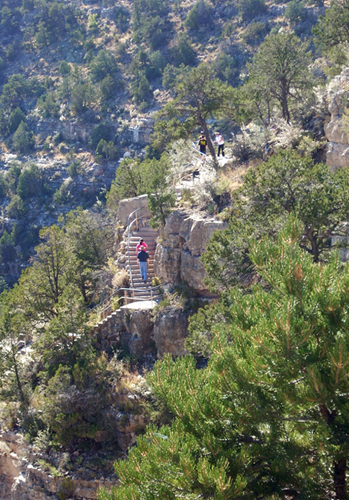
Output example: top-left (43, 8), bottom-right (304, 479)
top-left (196, 102), bottom-right (218, 170)
top-left (334, 458), bottom-right (347, 500)
top-left (281, 82), bottom-right (290, 123)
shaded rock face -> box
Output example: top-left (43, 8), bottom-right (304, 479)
top-left (153, 306), bottom-right (189, 358)
top-left (325, 68), bottom-right (349, 170)
top-left (154, 211), bottom-right (227, 292)
top-left (126, 309), bottom-right (155, 358)
top-left (117, 194), bottom-right (151, 226)
top-left (93, 306), bottom-right (155, 358)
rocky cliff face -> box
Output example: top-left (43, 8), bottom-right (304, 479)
top-left (93, 302), bottom-right (189, 360)
top-left (0, 432), bottom-right (115, 500)
top-left (153, 306), bottom-right (189, 359)
top-left (154, 211), bottom-right (227, 293)
top-left (325, 68), bottom-right (349, 170)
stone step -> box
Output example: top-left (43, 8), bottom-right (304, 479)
top-left (129, 251), bottom-right (156, 255)
top-left (129, 262), bottom-right (155, 266)
top-left (129, 253), bottom-right (156, 258)
top-left (129, 266), bottom-right (155, 271)
top-left (130, 272), bottom-right (155, 277)
top-left (133, 227), bottom-right (158, 233)
top-left (129, 243), bottom-right (157, 249)
top-left (131, 240), bottom-right (157, 246)
top-left (130, 233), bottom-right (157, 238)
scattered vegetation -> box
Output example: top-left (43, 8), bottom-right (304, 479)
top-left (2, 0), bottom-right (349, 497)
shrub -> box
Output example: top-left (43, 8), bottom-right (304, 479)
top-left (59, 60), bottom-right (70, 76)
top-left (0, 230), bottom-right (16, 263)
top-left (89, 123), bottom-right (113, 148)
top-left (8, 107), bottom-right (26, 134)
top-left (185, 0), bottom-right (214, 31)
top-left (162, 64), bottom-right (181, 90)
top-left (17, 165), bottom-right (44, 200)
top-left (89, 50), bottom-right (117, 83)
top-left (115, 6), bottom-right (129, 32)
top-left (53, 178), bottom-right (73, 205)
top-left (71, 82), bottom-right (95, 114)
top-left (100, 74), bottom-right (116, 101)
top-left (131, 72), bottom-right (152, 104)
top-left (148, 51), bottom-right (167, 79)
top-left (242, 21), bottom-right (269, 45)
top-left (6, 44), bottom-right (17, 61)
top-left (170, 33), bottom-right (196, 67)
top-left (36, 93), bottom-right (60, 118)
top-left (212, 53), bottom-right (240, 86)
top-left (238, 0), bottom-right (267, 21)
top-left (285, 0), bottom-right (308, 24)
top-left (6, 195), bottom-right (26, 219)
top-left (57, 478), bottom-right (76, 500)
top-left (12, 122), bottom-right (34, 154)
top-left (22, 0), bottom-right (35, 11)
top-left (66, 160), bottom-right (81, 178)
top-left (95, 139), bottom-right (118, 160)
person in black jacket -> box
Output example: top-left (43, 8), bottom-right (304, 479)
top-left (137, 248), bottom-right (149, 282)
top-left (197, 134), bottom-right (207, 155)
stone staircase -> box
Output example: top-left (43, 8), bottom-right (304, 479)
top-left (126, 224), bottom-right (159, 301)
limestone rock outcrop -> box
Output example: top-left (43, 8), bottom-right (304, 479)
top-left (154, 211), bottom-right (227, 293)
top-left (325, 68), bottom-right (349, 170)
top-left (153, 306), bottom-right (189, 358)
top-left (117, 194), bottom-right (151, 226)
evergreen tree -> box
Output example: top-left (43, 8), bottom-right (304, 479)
top-left (12, 122), bottom-right (34, 153)
top-left (107, 158), bottom-right (145, 206)
top-left (145, 155), bottom-right (176, 228)
top-left (154, 64), bottom-right (229, 168)
top-left (238, 0), bottom-right (267, 22)
top-left (203, 150), bottom-right (349, 291)
top-left (248, 32), bottom-right (314, 122)
top-left (7, 107), bottom-right (26, 134)
top-left (99, 218), bottom-right (349, 499)
top-left (313, 0), bottom-right (349, 53)
top-left (0, 288), bottom-right (30, 406)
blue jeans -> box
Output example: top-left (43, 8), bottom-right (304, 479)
top-left (139, 261), bottom-right (147, 281)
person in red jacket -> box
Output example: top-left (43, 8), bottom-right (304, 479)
top-left (136, 238), bottom-right (148, 252)
top-left (137, 247), bottom-right (149, 282)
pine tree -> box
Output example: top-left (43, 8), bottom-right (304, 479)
top-left (99, 218), bottom-right (349, 499)
top-left (203, 150), bottom-right (349, 292)
top-left (153, 64), bottom-right (229, 168)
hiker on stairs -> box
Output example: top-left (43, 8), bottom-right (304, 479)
top-left (136, 238), bottom-right (148, 252)
top-left (137, 247), bottom-right (149, 283)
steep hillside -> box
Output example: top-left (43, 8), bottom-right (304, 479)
top-left (0, 0), bottom-right (332, 283)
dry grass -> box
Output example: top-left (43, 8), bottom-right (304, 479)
top-left (219, 163), bottom-right (251, 192)
top-left (112, 269), bottom-right (130, 290)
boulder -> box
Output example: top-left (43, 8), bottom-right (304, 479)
top-left (153, 306), bottom-right (189, 358)
top-left (117, 195), bottom-right (151, 226)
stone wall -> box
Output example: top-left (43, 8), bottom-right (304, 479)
top-left (154, 211), bottom-right (227, 293)
top-left (93, 303), bottom-right (189, 360)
